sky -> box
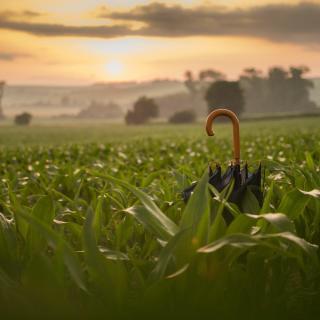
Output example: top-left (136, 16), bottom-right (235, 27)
top-left (0, 0), bottom-right (320, 85)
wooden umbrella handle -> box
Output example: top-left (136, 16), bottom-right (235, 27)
top-left (206, 108), bottom-right (240, 165)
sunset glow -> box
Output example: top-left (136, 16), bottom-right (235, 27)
top-left (105, 60), bottom-right (124, 77)
top-left (0, 0), bottom-right (320, 84)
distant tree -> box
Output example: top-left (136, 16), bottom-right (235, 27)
top-left (125, 96), bottom-right (159, 125)
top-left (184, 69), bottom-right (225, 109)
top-left (184, 71), bottom-right (198, 96)
top-left (184, 69), bottom-right (225, 95)
top-left (287, 66), bottom-right (316, 111)
top-left (205, 81), bottom-right (244, 116)
top-left (125, 110), bottom-right (144, 125)
top-left (199, 69), bottom-right (225, 82)
top-left (240, 66), bottom-right (317, 113)
top-left (169, 110), bottom-right (196, 124)
top-left (133, 96), bottom-right (158, 119)
top-left (266, 67), bottom-right (289, 110)
top-left (240, 68), bottom-right (266, 113)
top-left (0, 81), bottom-right (6, 119)
top-left (15, 112), bottom-right (32, 126)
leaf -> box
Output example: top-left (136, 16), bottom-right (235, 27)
top-left (125, 206), bottom-right (175, 241)
top-left (278, 189), bottom-right (310, 219)
top-left (247, 213), bottom-right (295, 232)
top-left (268, 232), bottom-right (318, 258)
top-left (141, 170), bottom-right (165, 187)
top-left (83, 207), bottom-right (128, 304)
top-left (95, 172), bottom-right (178, 240)
top-left (0, 266), bottom-right (18, 289)
top-left (0, 213), bottom-right (17, 271)
top-left (261, 181), bottom-right (274, 214)
top-left (198, 233), bottom-right (258, 253)
top-left (241, 187), bottom-right (260, 214)
top-left (7, 186), bottom-right (29, 240)
top-left (208, 198), bottom-right (227, 242)
top-left (180, 170), bottom-right (210, 231)
top-left (179, 170), bottom-right (212, 249)
top-left (93, 195), bottom-right (105, 242)
top-left (198, 231), bottom-right (318, 267)
top-left (150, 228), bottom-right (191, 282)
top-left (166, 264), bottom-right (189, 279)
top-left (299, 189), bottom-right (320, 199)
top-left (227, 214), bottom-right (256, 235)
top-left (17, 209), bottom-right (87, 291)
top-left (27, 196), bottom-right (55, 253)
top-left (305, 151), bottom-right (315, 171)
top-left (98, 247), bottom-right (129, 261)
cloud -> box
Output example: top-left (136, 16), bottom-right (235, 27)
top-left (0, 20), bottom-right (133, 38)
top-left (100, 2), bottom-right (320, 43)
top-left (0, 9), bottom-right (43, 20)
top-left (0, 52), bottom-right (31, 61)
top-left (0, 2), bottom-right (319, 44)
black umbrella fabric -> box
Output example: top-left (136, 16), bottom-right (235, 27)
top-left (183, 108), bottom-right (263, 224)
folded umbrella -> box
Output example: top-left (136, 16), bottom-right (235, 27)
top-left (183, 108), bottom-right (263, 224)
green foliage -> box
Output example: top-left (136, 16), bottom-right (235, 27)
top-left (125, 96), bottom-right (159, 125)
top-left (0, 118), bottom-right (319, 318)
top-left (206, 80), bottom-right (244, 116)
top-left (168, 109), bottom-right (196, 124)
top-left (14, 112), bottom-right (32, 126)
top-left (240, 66), bottom-right (317, 113)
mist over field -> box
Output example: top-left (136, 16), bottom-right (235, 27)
top-left (2, 76), bottom-right (320, 120)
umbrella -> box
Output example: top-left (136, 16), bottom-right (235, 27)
top-left (182, 108), bottom-right (263, 224)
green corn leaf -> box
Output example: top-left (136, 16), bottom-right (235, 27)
top-left (17, 209), bottom-right (87, 291)
top-left (263, 232), bottom-right (318, 258)
top-left (226, 212), bottom-right (296, 234)
top-left (241, 187), bottom-right (261, 214)
top-left (198, 233), bottom-right (258, 253)
top-left (83, 207), bottom-right (128, 305)
top-left (27, 195), bottom-right (55, 253)
top-left (7, 186), bottom-right (29, 240)
top-left (260, 181), bottom-right (274, 214)
top-left (180, 170), bottom-right (210, 231)
top-left (278, 189), bottom-right (310, 219)
top-left (305, 151), bottom-right (315, 171)
top-left (93, 195), bottom-right (105, 242)
top-left (226, 214), bottom-right (257, 235)
top-left (149, 228), bottom-right (191, 282)
top-left (94, 172), bottom-right (178, 239)
top-left (0, 213), bottom-right (17, 272)
top-left (299, 189), bottom-right (320, 199)
top-left (125, 206), bottom-right (174, 241)
top-left (198, 231), bottom-right (318, 268)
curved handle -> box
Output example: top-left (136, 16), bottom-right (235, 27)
top-left (206, 108), bottom-right (240, 165)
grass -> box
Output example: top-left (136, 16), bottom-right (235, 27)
top-left (0, 116), bottom-right (318, 146)
top-left (0, 117), bottom-right (319, 319)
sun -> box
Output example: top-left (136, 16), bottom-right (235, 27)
top-left (105, 60), bottom-right (124, 76)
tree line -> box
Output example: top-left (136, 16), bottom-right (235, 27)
top-left (125, 65), bottom-right (317, 125)
top-left (185, 65), bottom-right (317, 116)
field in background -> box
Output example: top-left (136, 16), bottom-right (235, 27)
top-left (0, 116), bottom-right (319, 147)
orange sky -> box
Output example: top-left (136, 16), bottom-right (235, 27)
top-left (0, 0), bottom-right (320, 85)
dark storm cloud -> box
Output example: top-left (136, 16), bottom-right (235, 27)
top-left (0, 2), bottom-right (319, 44)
